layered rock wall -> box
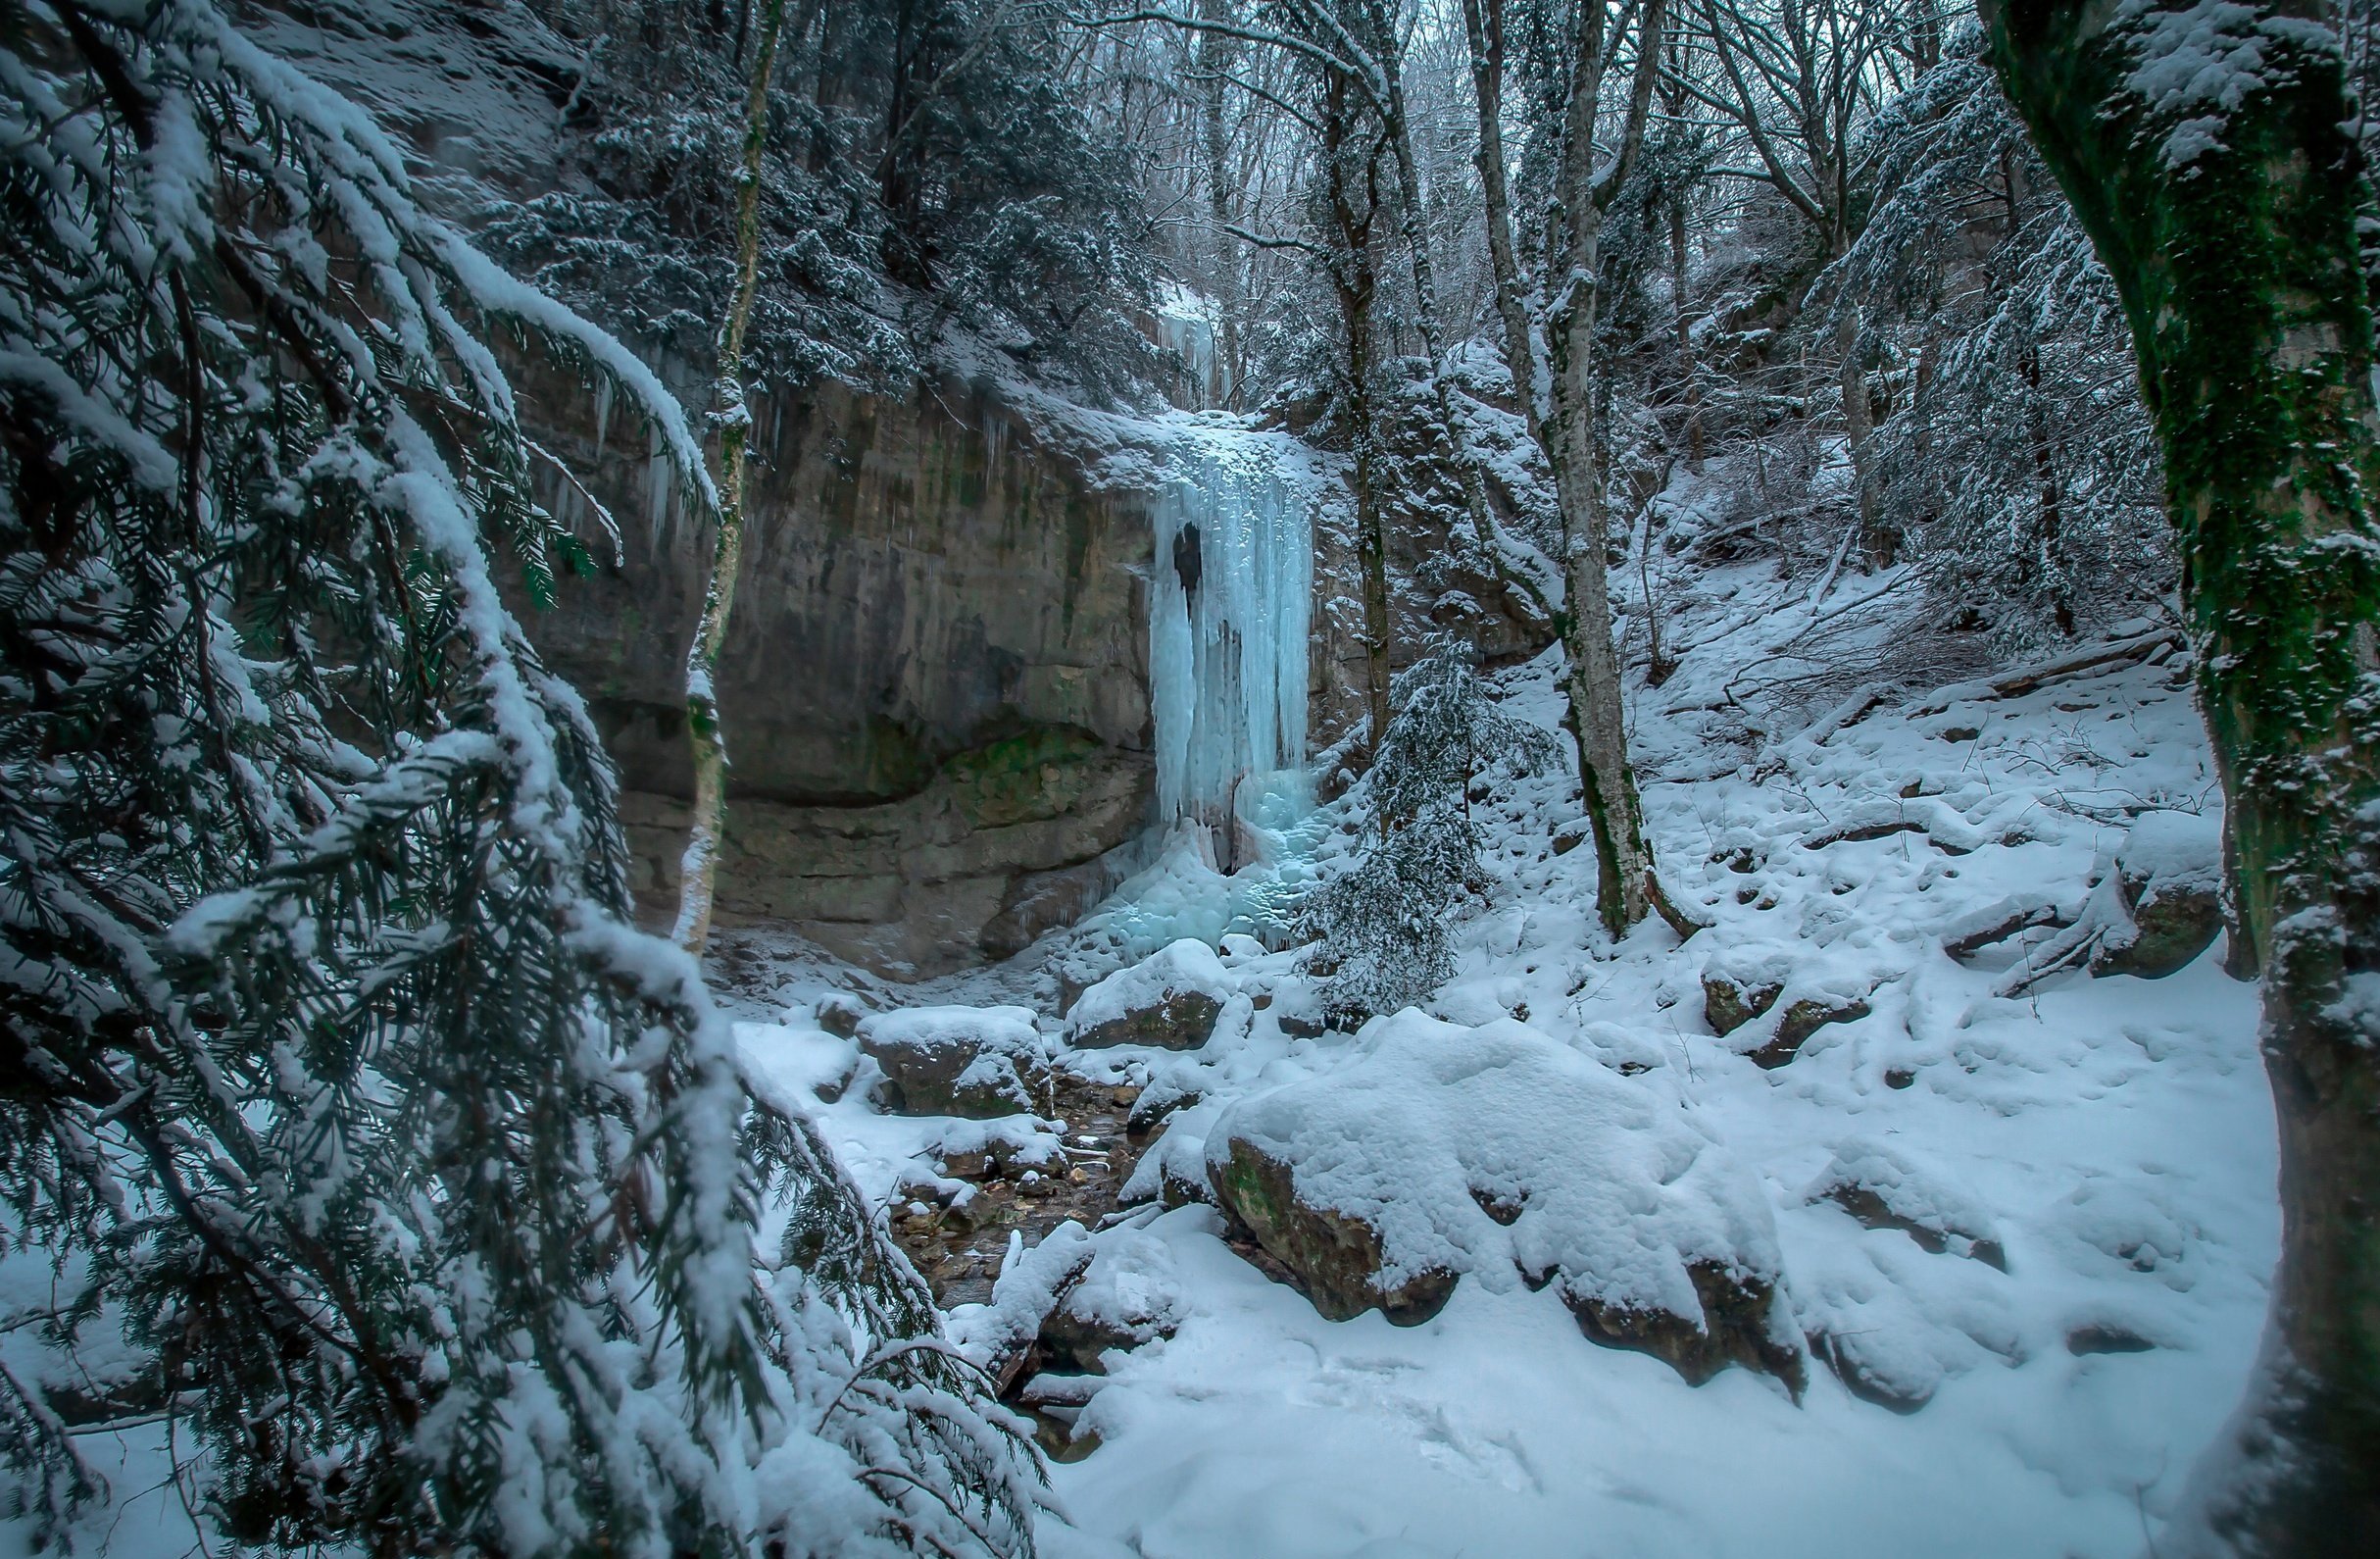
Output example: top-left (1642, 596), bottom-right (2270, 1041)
top-left (521, 373), bottom-right (1158, 975)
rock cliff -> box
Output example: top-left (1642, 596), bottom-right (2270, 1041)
top-left (523, 372), bottom-right (1160, 976)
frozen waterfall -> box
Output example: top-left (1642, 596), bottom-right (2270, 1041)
top-left (1148, 430), bottom-right (1315, 845)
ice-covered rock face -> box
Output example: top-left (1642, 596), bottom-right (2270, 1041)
top-left (856, 1004), bottom-right (1047, 1118)
top-left (1065, 937), bottom-right (1235, 1050)
top-left (1149, 433), bottom-right (1315, 836)
top-left (1204, 1012), bottom-right (1805, 1388)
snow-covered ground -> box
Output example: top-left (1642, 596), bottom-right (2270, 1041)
top-left (5, 573), bottom-right (2272, 1559)
top-left (722, 557), bottom-right (2273, 1559)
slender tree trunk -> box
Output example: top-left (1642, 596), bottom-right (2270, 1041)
top-left (1985, 2), bottom-right (2380, 1548)
top-left (1549, 195), bottom-right (1651, 934)
top-left (1362, 14), bottom-right (1503, 564)
top-left (1461, 0), bottom-right (1545, 442)
top-left (1463, 0), bottom-right (1689, 937)
top-left (1200, 3), bottom-right (1240, 408)
top-left (673, 0), bottom-right (785, 955)
top-left (1836, 296), bottom-right (1885, 564)
top-left (1548, 0), bottom-right (1681, 938)
top-left (1670, 191), bottom-right (1703, 473)
top-left (1324, 72), bottom-right (1394, 774)
top-left (2017, 335), bottom-right (2076, 635)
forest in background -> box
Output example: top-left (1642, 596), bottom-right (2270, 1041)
top-left (6, 0), bottom-right (2380, 1553)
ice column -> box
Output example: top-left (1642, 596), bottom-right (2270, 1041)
top-left (1149, 434), bottom-right (1314, 833)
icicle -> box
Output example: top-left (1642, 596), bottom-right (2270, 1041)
top-left (593, 377), bottom-right (614, 463)
top-left (646, 424), bottom-right (671, 551)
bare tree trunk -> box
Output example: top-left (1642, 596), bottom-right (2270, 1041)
top-left (1670, 189), bottom-right (1703, 473)
top-left (673, 0), bottom-right (785, 955)
top-left (1552, 0), bottom-right (1683, 937)
top-left (1199, 1), bottom-right (1241, 407)
top-left (1836, 299), bottom-right (1885, 565)
top-left (1323, 71), bottom-right (1394, 773)
top-left (1462, 0), bottom-right (1690, 937)
top-left (1549, 205), bottom-right (1649, 933)
top-left (1987, 1), bottom-right (2380, 1547)
top-left (1358, 6), bottom-right (1503, 562)
top-left (1460, 0), bottom-right (1545, 443)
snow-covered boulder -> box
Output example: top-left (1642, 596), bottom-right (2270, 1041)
top-left (1807, 1140), bottom-right (2006, 1270)
top-left (1205, 1012), bottom-right (1804, 1388)
top-left (2090, 810), bottom-right (2224, 979)
top-left (813, 990), bottom-right (872, 1038)
top-left (1065, 938), bottom-right (1233, 1050)
top-left (1702, 948), bottom-right (1872, 1067)
top-left (947, 1221), bottom-right (1097, 1393)
top-left (945, 1221), bottom-right (1182, 1395)
top-left (1038, 1226), bottom-right (1186, 1374)
top-left (1119, 1097), bottom-right (1224, 1211)
top-left (1701, 947), bottom-right (1787, 1036)
top-left (1758, 984), bottom-right (1875, 1069)
top-left (856, 1004), bottom-right (1046, 1118)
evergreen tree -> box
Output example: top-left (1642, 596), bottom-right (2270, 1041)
top-left (1303, 640), bottom-right (1561, 1025)
top-left (489, 0), bottom-right (1159, 400)
top-left (1828, 32), bottom-right (2169, 648)
top-left (0, 3), bottom-right (1032, 1551)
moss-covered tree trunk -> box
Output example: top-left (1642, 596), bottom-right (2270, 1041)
top-left (1462, 0), bottom-right (1687, 938)
top-left (1982, 1), bottom-right (2380, 1546)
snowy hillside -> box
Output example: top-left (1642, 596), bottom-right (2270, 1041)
top-left (711, 569), bottom-right (2273, 1559)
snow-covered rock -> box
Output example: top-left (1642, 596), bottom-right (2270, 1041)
top-left (948, 1220), bottom-right (1097, 1391)
top-left (2091, 809), bottom-right (2224, 979)
top-left (856, 1004), bottom-right (1046, 1117)
top-left (1807, 1139), bottom-right (2007, 1270)
top-left (1204, 1012), bottom-right (1804, 1387)
top-left (1066, 937), bottom-right (1234, 1049)
top-left (813, 990), bottom-right (871, 1038)
top-left (1702, 947), bottom-right (1874, 1067)
top-left (1119, 1097), bottom-right (1225, 1210)
top-left (1039, 1226), bottom-right (1186, 1374)
top-left (945, 1220), bottom-right (1183, 1395)
top-left (1702, 947), bottom-right (1789, 1035)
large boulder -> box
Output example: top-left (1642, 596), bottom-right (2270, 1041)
top-left (2091, 810), bottom-right (2224, 979)
top-left (1209, 1137), bottom-right (1461, 1323)
top-left (1065, 938), bottom-right (1234, 1050)
top-left (857, 1004), bottom-right (1047, 1118)
top-left (1205, 1013), bottom-right (1804, 1388)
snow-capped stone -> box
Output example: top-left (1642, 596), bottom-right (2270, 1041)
top-left (947, 1221), bottom-right (1096, 1392)
top-left (1119, 1097), bottom-right (1222, 1210)
top-left (1038, 1226), bottom-right (1185, 1374)
top-left (1756, 984), bottom-right (1876, 1069)
top-left (1807, 1139), bottom-right (2008, 1270)
top-left (856, 1004), bottom-right (1046, 1118)
top-left (1204, 1012), bottom-right (1804, 1387)
top-left (2091, 809), bottom-right (2224, 979)
top-left (1702, 948), bottom-right (1871, 1067)
top-left (1066, 937), bottom-right (1234, 1049)
top-left (812, 990), bottom-right (871, 1038)
top-left (1701, 946), bottom-right (1790, 1035)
